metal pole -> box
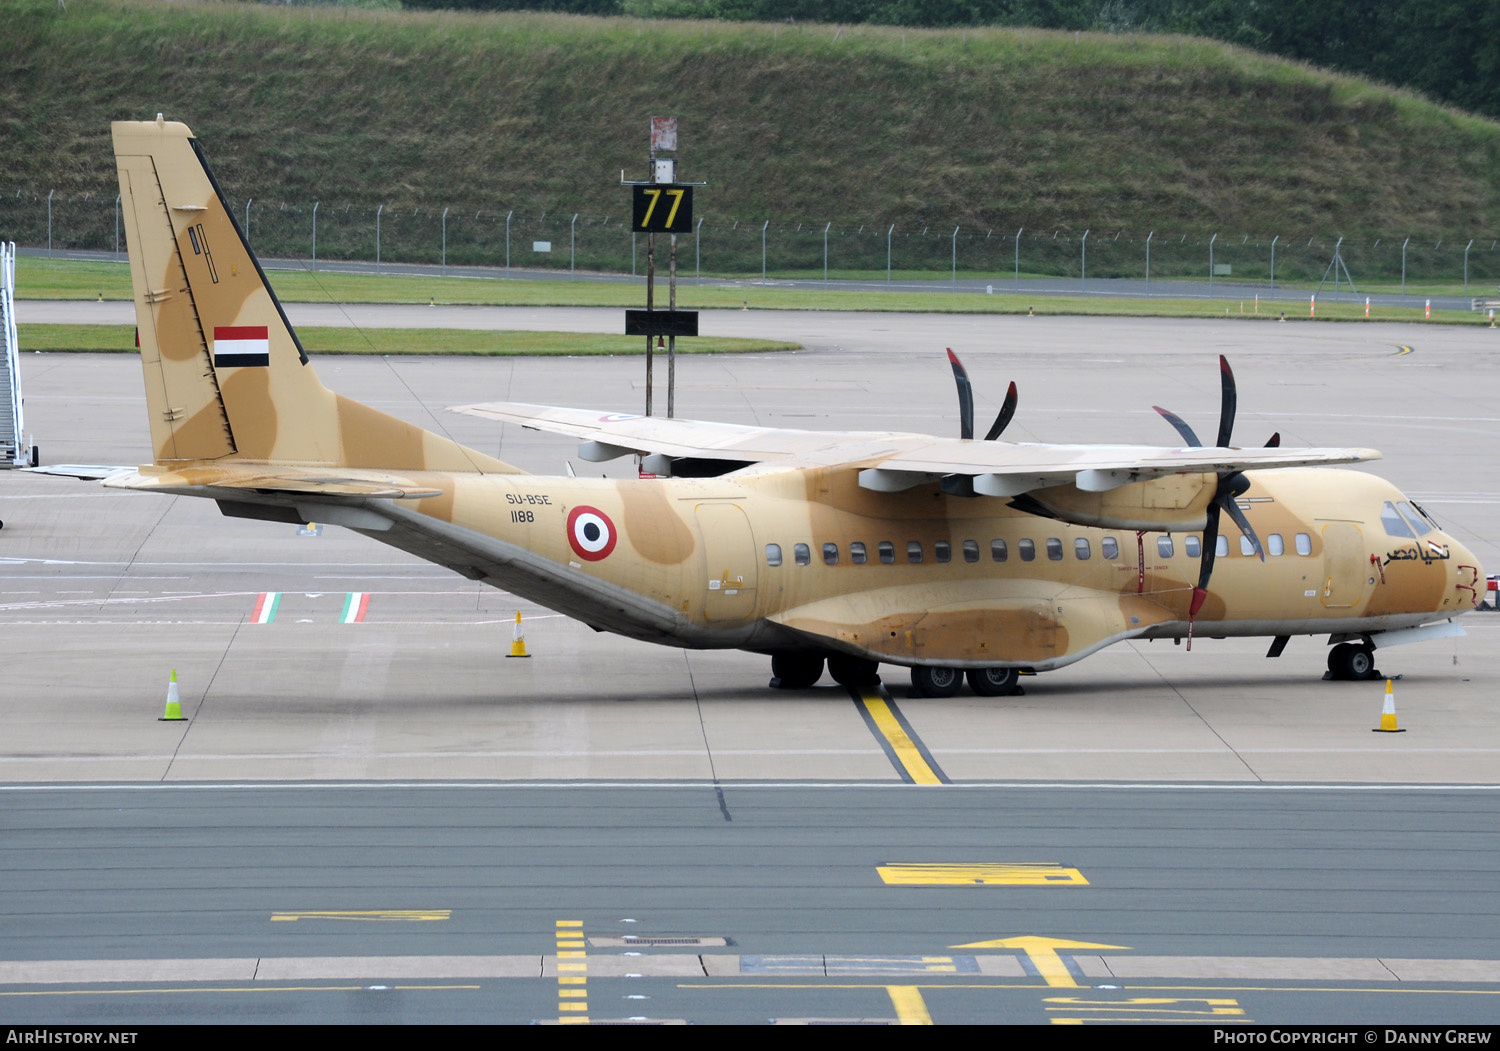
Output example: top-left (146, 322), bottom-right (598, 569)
top-left (668, 231), bottom-right (677, 419)
top-left (1271, 235), bottom-right (1279, 290)
top-left (1333, 236), bottom-right (1343, 298)
top-left (1209, 232), bottom-right (1217, 288)
top-left (570, 213), bottom-right (578, 277)
top-left (823, 221), bottom-right (831, 283)
top-left (1080, 229), bottom-right (1089, 289)
top-left (1014, 226), bottom-right (1023, 290)
top-left (114, 195), bottom-right (120, 261)
top-left (1401, 237), bottom-right (1408, 294)
top-left (632, 232), bottom-right (637, 277)
top-left (696, 216), bottom-right (703, 284)
top-left (244, 198), bottom-right (252, 247)
top-left (761, 220), bottom-right (768, 280)
top-left (951, 226), bottom-right (959, 289)
top-left (47, 190), bottom-right (54, 257)
top-left (887, 224), bottom-right (894, 286)
top-left (646, 230), bottom-right (654, 416)
top-left (375, 204), bottom-right (382, 270)
top-left (441, 207), bottom-right (449, 269)
top-left (312, 201), bottom-right (319, 269)
top-left (506, 210), bottom-right (513, 272)
top-left (1145, 231), bottom-right (1153, 294)
top-left (1465, 239), bottom-right (1474, 295)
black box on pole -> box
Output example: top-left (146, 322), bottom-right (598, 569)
top-left (625, 309), bottom-right (699, 337)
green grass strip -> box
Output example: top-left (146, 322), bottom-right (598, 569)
top-left (16, 324), bottom-right (798, 356)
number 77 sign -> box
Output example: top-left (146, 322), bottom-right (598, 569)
top-left (632, 185), bottom-right (693, 232)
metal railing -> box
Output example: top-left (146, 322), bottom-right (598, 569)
top-left (4, 189), bottom-right (1498, 294)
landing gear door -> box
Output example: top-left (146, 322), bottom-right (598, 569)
top-left (695, 503), bottom-right (758, 621)
top-left (1318, 520), bottom-right (1367, 609)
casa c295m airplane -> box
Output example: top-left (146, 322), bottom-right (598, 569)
top-left (63, 117), bottom-right (1484, 698)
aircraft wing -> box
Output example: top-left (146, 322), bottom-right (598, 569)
top-left (451, 401), bottom-right (920, 464)
top-left (452, 400), bottom-right (1379, 491)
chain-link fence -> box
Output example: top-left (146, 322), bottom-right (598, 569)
top-left (5, 189), bottom-right (1499, 293)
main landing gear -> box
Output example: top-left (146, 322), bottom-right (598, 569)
top-left (1326, 641), bottom-right (1379, 681)
top-left (911, 665), bottom-right (1021, 698)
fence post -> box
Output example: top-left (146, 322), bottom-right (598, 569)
top-left (1145, 231), bottom-right (1153, 294)
top-left (47, 190), bottom-right (54, 257)
top-left (311, 201), bottom-right (319, 269)
top-left (1271, 235), bottom-right (1279, 290)
top-left (823, 221), bottom-right (831, 283)
top-left (1209, 232), bottom-right (1217, 288)
top-left (1401, 236), bottom-right (1408, 295)
top-left (244, 198), bottom-right (252, 248)
top-left (571, 213), bottom-right (578, 277)
top-left (506, 210), bottom-right (513, 272)
top-left (1080, 229), bottom-right (1089, 289)
top-left (375, 204), bottom-right (382, 270)
top-left (1014, 227), bottom-right (1023, 290)
top-left (761, 219), bottom-right (769, 280)
top-left (1465, 239), bottom-right (1474, 295)
top-left (114, 195), bottom-right (121, 261)
top-left (696, 216), bottom-right (703, 284)
top-left (886, 224), bottom-right (894, 286)
top-left (442, 207), bottom-right (449, 269)
top-left (951, 226), bottom-right (959, 288)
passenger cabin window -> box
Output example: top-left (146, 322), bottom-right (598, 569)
top-left (1381, 501), bottom-right (1415, 538)
top-left (1102, 537), bottom-right (1119, 560)
top-left (794, 543), bottom-right (811, 566)
top-left (1075, 538), bottom-right (1092, 560)
top-left (850, 542), bottom-right (868, 565)
top-left (879, 541), bottom-right (896, 564)
top-left (962, 539), bottom-right (980, 563)
top-left (991, 539), bottom-right (1008, 562)
top-left (1046, 538), bottom-right (1064, 561)
top-left (1295, 533), bottom-right (1312, 556)
top-left (765, 543), bottom-right (783, 567)
top-left (1268, 533), bottom-right (1284, 556)
top-left (907, 541), bottom-right (924, 564)
top-left (1240, 535), bottom-right (1257, 557)
top-left (935, 541), bottom-right (952, 563)
top-left (1216, 535), bottom-right (1229, 558)
top-left (1018, 539), bottom-right (1036, 562)
top-left (822, 542), bottom-right (839, 565)
top-left (1157, 536), bottom-right (1174, 558)
top-left (1185, 536), bottom-right (1201, 558)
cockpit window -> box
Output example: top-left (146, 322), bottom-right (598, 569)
top-left (1399, 501), bottom-right (1435, 536)
top-left (1381, 501), bottom-right (1415, 539)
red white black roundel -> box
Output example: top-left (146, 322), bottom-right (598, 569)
top-left (566, 506), bottom-right (617, 561)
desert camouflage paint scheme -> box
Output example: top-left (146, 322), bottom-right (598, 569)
top-left (102, 119), bottom-right (1482, 691)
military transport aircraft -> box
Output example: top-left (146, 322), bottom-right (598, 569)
top-left (72, 117), bottom-right (1483, 698)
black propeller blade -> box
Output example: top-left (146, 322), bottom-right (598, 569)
top-left (984, 381), bottom-right (1019, 442)
top-left (947, 348), bottom-right (975, 441)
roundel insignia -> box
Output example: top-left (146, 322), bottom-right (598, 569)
top-left (567, 506), bottom-right (618, 561)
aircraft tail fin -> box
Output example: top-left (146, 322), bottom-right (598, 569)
top-left (111, 117), bottom-right (517, 475)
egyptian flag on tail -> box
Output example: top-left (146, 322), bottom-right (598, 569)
top-left (213, 325), bottom-right (270, 367)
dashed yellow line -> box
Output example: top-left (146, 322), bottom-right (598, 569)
top-left (556, 919), bottom-right (588, 1024)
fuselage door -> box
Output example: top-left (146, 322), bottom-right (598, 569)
top-left (695, 503), bottom-right (758, 621)
top-left (1318, 520), bottom-right (1367, 609)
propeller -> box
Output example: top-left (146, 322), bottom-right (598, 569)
top-left (943, 349), bottom-right (1019, 498)
top-left (1152, 356), bottom-right (1266, 643)
top-left (947, 349), bottom-right (1019, 443)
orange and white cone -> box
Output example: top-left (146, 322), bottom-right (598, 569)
top-left (1373, 678), bottom-right (1405, 733)
top-left (507, 610), bottom-right (530, 659)
top-left (1425, 299), bottom-right (1431, 319)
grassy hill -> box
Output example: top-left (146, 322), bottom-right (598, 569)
top-left (3, 0), bottom-right (1499, 283)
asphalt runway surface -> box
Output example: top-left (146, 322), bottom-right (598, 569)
top-left (2, 314), bottom-right (1499, 1024)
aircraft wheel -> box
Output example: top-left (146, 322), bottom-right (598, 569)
top-left (769, 653), bottom-right (825, 690)
top-left (827, 654), bottom-right (881, 688)
top-left (910, 665), bottom-right (963, 698)
top-left (967, 666), bottom-right (1020, 697)
top-left (1329, 642), bottom-right (1377, 681)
